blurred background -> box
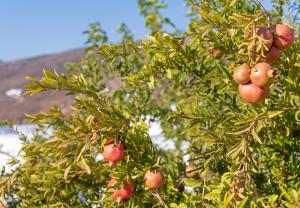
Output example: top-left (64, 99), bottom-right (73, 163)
top-left (0, 0), bottom-right (189, 123)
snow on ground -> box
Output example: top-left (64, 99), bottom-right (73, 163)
top-left (0, 125), bottom-right (37, 172)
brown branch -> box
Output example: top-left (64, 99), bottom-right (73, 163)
top-left (152, 190), bottom-right (166, 207)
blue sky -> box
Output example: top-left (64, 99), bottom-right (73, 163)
top-left (0, 0), bottom-right (189, 61)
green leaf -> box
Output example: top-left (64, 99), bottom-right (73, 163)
top-left (64, 165), bottom-right (72, 179)
top-left (230, 0), bottom-right (238, 7)
top-left (78, 157), bottom-right (91, 175)
top-left (183, 178), bottom-right (202, 187)
top-left (251, 127), bottom-right (262, 144)
top-left (267, 110), bottom-right (283, 119)
top-left (205, 188), bottom-right (221, 200)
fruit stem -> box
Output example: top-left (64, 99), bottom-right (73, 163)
top-left (108, 160), bottom-right (115, 167)
top-left (252, 0), bottom-right (273, 26)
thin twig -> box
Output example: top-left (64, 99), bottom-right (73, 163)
top-left (252, 0), bottom-right (273, 26)
top-left (152, 191), bottom-right (166, 207)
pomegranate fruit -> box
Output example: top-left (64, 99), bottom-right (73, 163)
top-left (144, 170), bottom-right (164, 189)
top-left (185, 164), bottom-right (199, 178)
top-left (256, 27), bottom-right (273, 48)
top-left (212, 49), bottom-right (221, 58)
top-left (233, 64), bottom-right (251, 84)
top-left (239, 83), bottom-right (270, 104)
top-left (108, 178), bottom-right (134, 203)
top-left (273, 23), bottom-right (294, 49)
top-left (93, 118), bottom-right (100, 125)
top-left (103, 142), bottom-right (125, 166)
top-left (250, 62), bottom-right (274, 87)
top-left (108, 178), bottom-right (118, 187)
top-left (243, 29), bottom-right (252, 38)
top-left (264, 46), bottom-right (280, 62)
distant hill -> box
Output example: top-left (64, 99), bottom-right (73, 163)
top-left (0, 48), bottom-right (85, 123)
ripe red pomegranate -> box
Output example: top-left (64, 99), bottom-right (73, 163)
top-left (250, 62), bottom-right (274, 88)
top-left (265, 46), bottom-right (280, 62)
top-left (108, 179), bottom-right (134, 203)
top-left (233, 64), bottom-right (251, 84)
top-left (185, 164), bottom-right (199, 178)
top-left (256, 27), bottom-right (273, 48)
top-left (212, 49), bottom-right (221, 58)
top-left (103, 142), bottom-right (125, 166)
top-left (273, 23), bottom-right (294, 49)
top-left (239, 83), bottom-right (270, 104)
top-left (144, 170), bottom-right (164, 189)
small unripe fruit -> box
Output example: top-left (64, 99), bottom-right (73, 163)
top-left (212, 49), bottom-right (221, 58)
top-left (273, 23), bottom-right (294, 49)
top-left (108, 178), bottom-right (118, 188)
top-left (250, 62), bottom-right (274, 88)
top-left (93, 118), bottom-right (100, 125)
top-left (256, 27), bottom-right (273, 49)
top-left (244, 29), bottom-right (252, 38)
top-left (185, 164), bottom-right (199, 178)
top-left (144, 170), bottom-right (164, 189)
top-left (239, 83), bottom-right (269, 104)
top-left (265, 46), bottom-right (280, 63)
top-left (108, 179), bottom-right (134, 203)
top-left (233, 64), bottom-right (251, 84)
top-left (103, 142), bottom-right (125, 166)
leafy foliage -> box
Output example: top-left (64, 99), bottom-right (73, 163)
top-left (1, 0), bottom-right (300, 207)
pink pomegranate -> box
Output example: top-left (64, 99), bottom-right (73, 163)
top-left (239, 83), bottom-right (270, 104)
top-left (108, 179), bottom-right (134, 203)
top-left (273, 23), bottom-right (294, 49)
top-left (103, 143), bottom-right (125, 166)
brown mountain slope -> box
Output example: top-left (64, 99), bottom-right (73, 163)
top-left (0, 48), bottom-right (85, 123)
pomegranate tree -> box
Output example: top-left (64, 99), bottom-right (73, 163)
top-left (1, 0), bottom-right (299, 207)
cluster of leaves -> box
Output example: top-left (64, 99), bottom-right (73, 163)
top-left (1, 0), bottom-right (300, 207)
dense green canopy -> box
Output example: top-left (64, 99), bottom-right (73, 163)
top-left (1, 0), bottom-right (300, 207)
